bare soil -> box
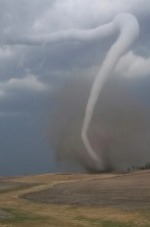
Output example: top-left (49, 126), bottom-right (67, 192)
top-left (22, 171), bottom-right (150, 209)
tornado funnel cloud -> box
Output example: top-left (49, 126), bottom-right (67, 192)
top-left (82, 14), bottom-right (139, 170)
top-left (2, 13), bottom-right (139, 171)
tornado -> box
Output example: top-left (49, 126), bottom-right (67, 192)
top-left (81, 14), bottom-right (139, 170)
top-left (3, 13), bottom-right (139, 171)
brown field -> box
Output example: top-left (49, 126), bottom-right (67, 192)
top-left (0, 171), bottom-right (150, 226)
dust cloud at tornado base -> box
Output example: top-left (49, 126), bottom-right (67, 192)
top-left (50, 75), bottom-right (150, 172)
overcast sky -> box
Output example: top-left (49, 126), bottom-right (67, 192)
top-left (0, 0), bottom-right (150, 175)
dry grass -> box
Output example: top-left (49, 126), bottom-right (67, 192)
top-left (0, 171), bottom-right (149, 227)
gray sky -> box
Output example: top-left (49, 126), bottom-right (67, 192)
top-left (0, 0), bottom-right (150, 175)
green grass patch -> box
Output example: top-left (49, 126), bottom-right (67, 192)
top-left (0, 208), bottom-right (47, 224)
top-left (74, 215), bottom-right (149, 227)
top-left (100, 220), bottom-right (149, 227)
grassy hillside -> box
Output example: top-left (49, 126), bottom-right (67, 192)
top-left (0, 171), bottom-right (150, 226)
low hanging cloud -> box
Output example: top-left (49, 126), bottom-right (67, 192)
top-left (116, 51), bottom-right (150, 78)
top-left (0, 74), bottom-right (48, 97)
top-left (0, 46), bottom-right (14, 59)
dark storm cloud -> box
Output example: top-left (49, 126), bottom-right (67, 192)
top-left (0, 0), bottom-right (149, 174)
top-left (0, 0), bottom-right (149, 93)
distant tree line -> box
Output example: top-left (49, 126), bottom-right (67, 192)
top-left (128, 162), bottom-right (150, 172)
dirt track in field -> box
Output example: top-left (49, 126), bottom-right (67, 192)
top-left (22, 170), bottom-right (150, 209)
top-left (0, 181), bottom-right (37, 193)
